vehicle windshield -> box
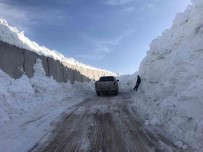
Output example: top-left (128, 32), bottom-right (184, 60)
top-left (99, 76), bottom-right (114, 81)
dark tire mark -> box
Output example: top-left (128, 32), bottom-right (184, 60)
top-left (34, 94), bottom-right (187, 152)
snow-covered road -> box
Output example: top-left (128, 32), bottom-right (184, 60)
top-left (32, 92), bottom-right (184, 152)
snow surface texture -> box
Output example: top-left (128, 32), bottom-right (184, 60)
top-left (0, 59), bottom-right (94, 152)
top-left (123, 0), bottom-right (203, 150)
top-left (0, 19), bottom-right (112, 73)
top-left (1, 0), bottom-right (203, 151)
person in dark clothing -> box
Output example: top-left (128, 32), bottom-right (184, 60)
top-left (133, 75), bottom-right (141, 91)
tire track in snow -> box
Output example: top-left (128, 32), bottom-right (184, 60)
top-left (34, 93), bottom-right (186, 152)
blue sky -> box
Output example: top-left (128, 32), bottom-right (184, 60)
top-left (0, 0), bottom-right (191, 74)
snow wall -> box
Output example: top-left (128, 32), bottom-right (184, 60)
top-left (139, 0), bottom-right (203, 109)
top-left (135, 0), bottom-right (203, 150)
top-left (0, 40), bottom-right (113, 83)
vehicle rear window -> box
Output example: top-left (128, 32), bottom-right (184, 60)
top-left (99, 76), bottom-right (114, 81)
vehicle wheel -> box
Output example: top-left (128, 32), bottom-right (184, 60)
top-left (96, 91), bottom-right (101, 96)
top-left (114, 91), bottom-right (118, 96)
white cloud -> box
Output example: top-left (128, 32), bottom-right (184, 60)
top-left (122, 6), bottom-right (135, 12)
top-left (82, 30), bottom-right (135, 56)
top-left (103, 0), bottom-right (134, 5)
top-left (99, 30), bottom-right (135, 45)
top-left (0, 1), bottom-right (67, 33)
top-left (93, 44), bottom-right (111, 53)
top-left (99, 35), bottom-right (123, 45)
top-left (146, 3), bottom-right (155, 9)
top-left (76, 42), bottom-right (111, 62)
top-left (0, 2), bottom-right (26, 19)
top-left (78, 30), bottom-right (135, 61)
top-left (0, 1), bottom-right (34, 34)
top-left (76, 54), bottom-right (104, 61)
top-left (30, 10), bottom-right (67, 26)
top-left (101, 35), bottom-right (123, 45)
top-left (0, 2), bottom-right (28, 24)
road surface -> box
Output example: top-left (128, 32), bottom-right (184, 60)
top-left (34, 92), bottom-right (184, 152)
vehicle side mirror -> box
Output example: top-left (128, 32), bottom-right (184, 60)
top-left (117, 80), bottom-right (119, 82)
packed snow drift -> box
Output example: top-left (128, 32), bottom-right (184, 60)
top-left (119, 0), bottom-right (203, 151)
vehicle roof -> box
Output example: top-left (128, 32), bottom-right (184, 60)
top-left (99, 76), bottom-right (116, 81)
top-left (100, 76), bottom-right (115, 78)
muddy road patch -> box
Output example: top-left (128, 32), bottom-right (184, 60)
top-left (35, 95), bottom-right (182, 152)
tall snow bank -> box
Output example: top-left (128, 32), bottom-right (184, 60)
top-left (137, 0), bottom-right (203, 150)
top-left (0, 59), bottom-right (94, 126)
top-left (0, 19), bottom-right (113, 73)
top-left (0, 59), bottom-right (95, 152)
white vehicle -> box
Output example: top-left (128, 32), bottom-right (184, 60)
top-left (95, 76), bottom-right (119, 96)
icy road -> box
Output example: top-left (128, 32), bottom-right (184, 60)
top-left (33, 92), bottom-right (184, 152)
